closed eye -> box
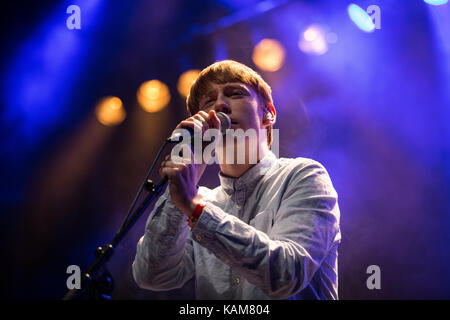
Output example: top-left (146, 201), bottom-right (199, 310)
top-left (204, 99), bottom-right (215, 107)
top-left (230, 91), bottom-right (244, 97)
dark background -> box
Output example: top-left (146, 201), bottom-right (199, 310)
top-left (1, 0), bottom-right (449, 299)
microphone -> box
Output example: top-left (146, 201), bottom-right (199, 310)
top-left (167, 112), bottom-right (231, 142)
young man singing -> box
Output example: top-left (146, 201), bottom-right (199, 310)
top-left (132, 60), bottom-right (341, 300)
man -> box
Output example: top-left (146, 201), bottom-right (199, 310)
top-left (132, 60), bottom-right (341, 299)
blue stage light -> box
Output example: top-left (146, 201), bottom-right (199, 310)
top-left (3, 0), bottom-right (104, 148)
top-left (347, 4), bottom-right (375, 32)
top-left (424, 0), bottom-right (448, 5)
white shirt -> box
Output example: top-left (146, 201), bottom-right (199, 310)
top-left (133, 151), bottom-right (341, 299)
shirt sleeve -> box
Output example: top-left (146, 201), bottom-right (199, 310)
top-left (132, 188), bottom-right (195, 291)
top-left (190, 160), bottom-right (340, 299)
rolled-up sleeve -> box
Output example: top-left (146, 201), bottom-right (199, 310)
top-left (191, 160), bottom-right (340, 299)
top-left (132, 188), bottom-right (195, 291)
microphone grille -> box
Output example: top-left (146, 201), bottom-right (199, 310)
top-left (216, 112), bottom-right (231, 134)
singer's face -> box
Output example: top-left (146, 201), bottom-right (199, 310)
top-left (198, 82), bottom-right (265, 133)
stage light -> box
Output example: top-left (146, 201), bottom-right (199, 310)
top-left (137, 80), bottom-right (171, 113)
top-left (424, 0), bottom-right (448, 5)
top-left (252, 38), bottom-right (286, 72)
top-left (177, 69), bottom-right (200, 98)
top-left (298, 24), bottom-right (329, 55)
top-left (95, 96), bottom-right (126, 127)
top-left (348, 4), bottom-right (375, 32)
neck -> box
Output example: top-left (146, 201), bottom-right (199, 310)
top-left (218, 141), bottom-right (270, 178)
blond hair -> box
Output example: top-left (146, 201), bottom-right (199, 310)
top-left (186, 60), bottom-right (274, 146)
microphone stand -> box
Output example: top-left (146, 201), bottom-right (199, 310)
top-left (62, 119), bottom-right (228, 299)
top-left (63, 141), bottom-right (171, 300)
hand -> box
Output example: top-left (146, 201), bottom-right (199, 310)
top-left (174, 110), bottom-right (221, 165)
top-left (159, 154), bottom-right (202, 216)
top-left (160, 110), bottom-right (220, 216)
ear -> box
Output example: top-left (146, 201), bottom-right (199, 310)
top-left (262, 103), bottom-right (276, 127)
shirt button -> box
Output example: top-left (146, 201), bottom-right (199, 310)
top-left (195, 234), bottom-right (202, 241)
top-left (234, 277), bottom-right (240, 284)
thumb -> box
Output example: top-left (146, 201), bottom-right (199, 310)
top-left (208, 110), bottom-right (220, 130)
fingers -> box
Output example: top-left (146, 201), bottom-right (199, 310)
top-left (176, 119), bottom-right (202, 133)
top-left (195, 110), bottom-right (220, 130)
top-left (174, 110), bottom-right (220, 136)
top-left (175, 117), bottom-right (208, 134)
top-left (160, 166), bottom-right (180, 180)
top-left (159, 155), bottom-right (188, 179)
top-left (192, 115), bottom-right (208, 133)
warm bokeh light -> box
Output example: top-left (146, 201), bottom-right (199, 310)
top-left (252, 38), bottom-right (285, 72)
top-left (137, 79), bottom-right (171, 113)
top-left (95, 96), bottom-right (126, 127)
top-left (298, 24), bottom-right (329, 55)
top-left (177, 69), bottom-right (200, 98)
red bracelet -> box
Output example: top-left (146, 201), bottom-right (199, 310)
top-left (187, 202), bottom-right (205, 228)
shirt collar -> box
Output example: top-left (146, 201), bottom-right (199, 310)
top-left (218, 151), bottom-right (277, 195)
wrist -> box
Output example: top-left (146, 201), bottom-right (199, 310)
top-left (185, 196), bottom-right (206, 228)
top-left (187, 195), bottom-right (204, 218)
top-left (181, 195), bottom-right (203, 218)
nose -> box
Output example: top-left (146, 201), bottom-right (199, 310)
top-left (213, 96), bottom-right (231, 114)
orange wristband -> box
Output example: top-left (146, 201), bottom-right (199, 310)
top-left (187, 202), bottom-right (205, 228)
